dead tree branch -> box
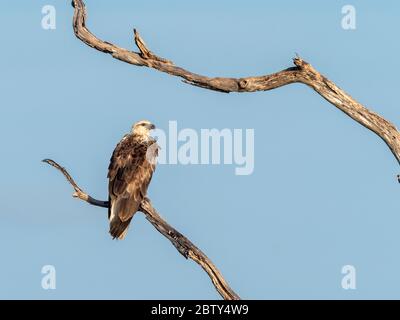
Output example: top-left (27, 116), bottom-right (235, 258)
top-left (71, 0), bottom-right (400, 165)
top-left (42, 159), bottom-right (240, 300)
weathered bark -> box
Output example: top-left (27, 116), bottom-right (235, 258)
top-left (71, 0), bottom-right (400, 164)
top-left (43, 159), bottom-right (240, 300)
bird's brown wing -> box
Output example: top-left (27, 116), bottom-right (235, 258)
top-left (107, 135), bottom-right (158, 239)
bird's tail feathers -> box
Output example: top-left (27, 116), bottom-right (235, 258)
top-left (109, 216), bottom-right (133, 240)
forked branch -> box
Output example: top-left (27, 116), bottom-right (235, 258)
top-left (43, 159), bottom-right (240, 300)
top-left (71, 0), bottom-right (400, 165)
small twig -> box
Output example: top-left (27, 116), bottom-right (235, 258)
top-left (134, 29), bottom-right (173, 65)
top-left (42, 159), bottom-right (108, 208)
top-left (43, 159), bottom-right (240, 300)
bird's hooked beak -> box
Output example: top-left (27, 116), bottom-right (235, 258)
top-left (147, 123), bottom-right (156, 130)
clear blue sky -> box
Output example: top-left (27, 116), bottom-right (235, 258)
top-left (1, 0), bottom-right (400, 299)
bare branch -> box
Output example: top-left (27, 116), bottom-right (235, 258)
top-left (42, 159), bottom-right (108, 208)
top-left (71, 0), bottom-right (400, 167)
top-left (139, 199), bottom-right (240, 300)
top-left (134, 29), bottom-right (173, 65)
top-left (43, 159), bottom-right (240, 300)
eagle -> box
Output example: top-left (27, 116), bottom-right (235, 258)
top-left (107, 120), bottom-right (158, 240)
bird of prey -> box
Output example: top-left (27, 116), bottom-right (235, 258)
top-left (107, 120), bottom-right (158, 240)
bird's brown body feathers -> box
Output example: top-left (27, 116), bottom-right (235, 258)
top-left (107, 133), bottom-right (158, 239)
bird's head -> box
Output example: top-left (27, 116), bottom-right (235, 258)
top-left (131, 120), bottom-right (156, 137)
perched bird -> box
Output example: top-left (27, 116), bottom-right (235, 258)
top-left (107, 120), bottom-right (158, 240)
